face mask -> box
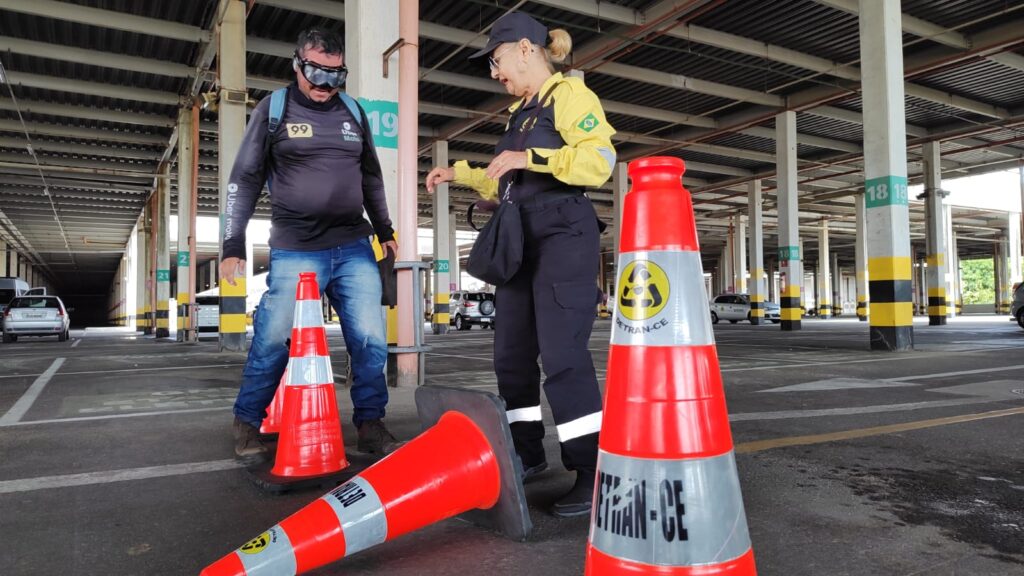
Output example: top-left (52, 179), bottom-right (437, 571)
top-left (293, 52), bottom-right (348, 89)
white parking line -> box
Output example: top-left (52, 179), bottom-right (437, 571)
top-left (0, 459), bottom-right (243, 494)
top-left (0, 358), bottom-right (65, 425)
top-left (890, 364), bottom-right (1024, 382)
top-left (71, 339), bottom-right (81, 348)
top-left (1, 406), bottom-right (232, 427)
top-left (0, 363), bottom-right (241, 380)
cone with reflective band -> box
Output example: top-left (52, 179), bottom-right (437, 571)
top-left (270, 272), bottom-right (347, 478)
top-left (259, 373), bottom-right (286, 436)
top-left (201, 410), bottom-right (502, 576)
top-left (586, 157), bottom-right (757, 575)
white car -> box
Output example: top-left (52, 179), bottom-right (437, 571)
top-left (2, 295), bottom-right (72, 342)
top-left (710, 294), bottom-right (781, 324)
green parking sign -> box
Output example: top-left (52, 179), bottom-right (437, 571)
top-left (436, 260), bottom-right (449, 273)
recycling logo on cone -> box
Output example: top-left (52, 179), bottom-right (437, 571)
top-left (618, 260), bottom-right (670, 321)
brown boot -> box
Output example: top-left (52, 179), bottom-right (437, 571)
top-left (357, 419), bottom-right (403, 456)
top-left (233, 417), bottom-right (269, 463)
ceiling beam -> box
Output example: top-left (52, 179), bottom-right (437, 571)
top-left (814, 0), bottom-right (970, 49)
top-left (3, 71), bottom-right (181, 106)
top-left (0, 119), bottom-right (167, 146)
top-left (0, 137), bottom-right (164, 161)
top-left (0, 0), bottom-right (211, 43)
top-left (0, 36), bottom-right (193, 78)
top-left (0, 98), bottom-right (176, 128)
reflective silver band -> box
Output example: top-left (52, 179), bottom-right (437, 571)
top-left (612, 251), bottom-right (714, 347)
top-left (556, 411), bottom-right (602, 442)
top-left (321, 476), bottom-right (388, 557)
top-left (292, 299), bottom-right (324, 329)
top-left (506, 405), bottom-right (542, 424)
top-left (234, 525), bottom-right (297, 575)
top-left (285, 355), bottom-right (334, 386)
top-left (589, 450), bottom-right (751, 567)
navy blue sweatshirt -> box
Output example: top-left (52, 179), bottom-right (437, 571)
top-left (222, 83), bottom-right (394, 259)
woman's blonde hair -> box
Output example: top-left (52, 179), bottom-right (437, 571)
top-left (545, 28), bottom-right (572, 64)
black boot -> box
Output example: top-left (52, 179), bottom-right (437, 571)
top-left (233, 417), bottom-right (269, 463)
top-left (552, 469), bottom-right (596, 518)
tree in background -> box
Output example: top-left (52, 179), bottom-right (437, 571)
top-left (960, 258), bottom-right (994, 304)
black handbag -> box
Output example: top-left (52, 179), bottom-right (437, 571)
top-left (465, 83), bottom-right (559, 286)
top-left (466, 183), bottom-right (523, 285)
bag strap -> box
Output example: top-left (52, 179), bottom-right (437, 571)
top-left (266, 87), bottom-right (289, 158)
top-left (499, 81), bottom-right (563, 203)
top-left (338, 91), bottom-right (363, 126)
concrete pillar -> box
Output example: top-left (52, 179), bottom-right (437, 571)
top-left (748, 180), bottom-right (765, 324)
top-left (431, 140), bottom-right (450, 334)
top-left (176, 106), bottom-right (198, 342)
top-left (832, 252), bottom-right (841, 317)
top-left (721, 239), bottom-right (733, 293)
top-left (921, 141), bottom-right (949, 325)
top-left (734, 215), bottom-right (747, 294)
top-left (217, 0), bottom-right (248, 351)
top-left (136, 214), bottom-right (150, 333)
top-left (817, 220), bottom-right (832, 318)
top-left (208, 260), bottom-right (217, 290)
top-left (126, 226), bottom-right (138, 330)
top-left (776, 110), bottom-right (802, 330)
top-left (154, 164), bottom-right (171, 338)
top-left (612, 161), bottom-right (628, 264)
top-left (860, 0), bottom-right (913, 350)
top-left (767, 258), bottom-right (777, 303)
top-left (998, 235), bottom-right (1011, 315)
top-left (0, 240), bottom-right (7, 277)
top-left (347, 0), bottom-right (403, 382)
top-left (945, 204), bottom-right (958, 317)
top-left (951, 229), bottom-right (962, 315)
top-left (448, 208), bottom-right (460, 292)
top-left (1009, 210), bottom-right (1022, 290)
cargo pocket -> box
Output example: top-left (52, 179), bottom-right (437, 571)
top-left (553, 281), bottom-right (600, 310)
top-left (556, 198), bottom-right (587, 236)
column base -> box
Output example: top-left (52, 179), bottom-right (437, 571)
top-left (155, 328), bottom-right (170, 338)
top-left (431, 323), bottom-right (448, 335)
top-left (781, 320), bottom-right (802, 331)
top-left (869, 326), bottom-right (913, 351)
top-left (219, 332), bottom-right (247, 352)
top-left (928, 316), bottom-right (947, 326)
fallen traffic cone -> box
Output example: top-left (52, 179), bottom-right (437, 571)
top-left (202, 386), bottom-right (532, 576)
top-left (270, 272), bottom-right (347, 478)
top-left (258, 373), bottom-right (286, 436)
top-left (585, 157), bottom-right (757, 574)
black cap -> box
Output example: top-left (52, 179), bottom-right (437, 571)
top-left (468, 13), bottom-right (548, 59)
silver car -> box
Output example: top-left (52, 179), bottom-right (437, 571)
top-left (710, 293), bottom-right (781, 324)
top-left (449, 291), bottom-right (495, 330)
top-left (1012, 282), bottom-right (1024, 329)
top-left (2, 295), bottom-right (71, 343)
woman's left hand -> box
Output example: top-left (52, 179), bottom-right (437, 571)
top-left (485, 150), bottom-right (528, 180)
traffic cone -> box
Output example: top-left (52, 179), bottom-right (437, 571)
top-left (202, 408), bottom-right (522, 576)
top-left (259, 373), bottom-right (285, 436)
top-left (268, 272), bottom-right (347, 478)
top-left (585, 157), bottom-right (757, 574)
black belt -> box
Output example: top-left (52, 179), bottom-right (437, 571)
top-left (518, 190), bottom-right (585, 210)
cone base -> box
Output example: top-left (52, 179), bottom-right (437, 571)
top-left (586, 546), bottom-right (756, 575)
top-left (415, 385), bottom-right (533, 542)
top-left (246, 452), bottom-right (374, 495)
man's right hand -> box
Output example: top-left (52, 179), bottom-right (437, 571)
top-left (425, 166), bottom-right (454, 193)
top-left (220, 257), bottom-right (245, 286)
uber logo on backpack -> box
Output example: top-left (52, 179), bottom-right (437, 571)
top-left (287, 123), bottom-right (313, 138)
top-left (341, 121), bottom-right (361, 143)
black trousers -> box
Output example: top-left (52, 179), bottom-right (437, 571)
top-left (494, 194), bottom-right (603, 473)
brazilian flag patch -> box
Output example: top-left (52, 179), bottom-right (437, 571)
top-left (577, 113), bottom-right (600, 132)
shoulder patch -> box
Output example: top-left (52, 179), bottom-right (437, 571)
top-left (577, 113), bottom-right (600, 132)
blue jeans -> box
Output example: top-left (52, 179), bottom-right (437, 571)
top-left (233, 237), bottom-right (388, 428)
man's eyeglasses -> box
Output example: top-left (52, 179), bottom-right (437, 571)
top-left (488, 45), bottom-right (515, 70)
top-left (293, 53), bottom-right (348, 89)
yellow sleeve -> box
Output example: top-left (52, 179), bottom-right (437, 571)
top-left (452, 160), bottom-right (498, 201)
top-left (525, 83), bottom-right (617, 188)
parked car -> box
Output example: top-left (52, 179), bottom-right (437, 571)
top-left (195, 295), bottom-right (220, 333)
top-left (0, 276), bottom-right (30, 329)
top-left (709, 293), bottom-right (781, 324)
top-left (1012, 282), bottom-right (1024, 329)
top-left (2, 295), bottom-right (71, 342)
top-left (449, 291), bottom-right (495, 330)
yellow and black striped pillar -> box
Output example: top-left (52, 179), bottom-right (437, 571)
top-left (996, 237), bottom-right (1011, 315)
top-left (855, 195), bottom-right (869, 321)
top-left (219, 271), bottom-right (247, 351)
top-left (748, 180), bottom-right (766, 325)
top-left (817, 220), bottom-right (832, 319)
top-left (776, 111), bottom-right (802, 331)
top-left (922, 142), bottom-right (949, 326)
top-left (861, 0), bottom-right (913, 351)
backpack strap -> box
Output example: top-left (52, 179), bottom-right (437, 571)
top-left (338, 91), bottom-right (363, 126)
top-left (265, 87), bottom-right (289, 161)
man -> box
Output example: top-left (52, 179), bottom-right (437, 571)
top-left (222, 27), bottom-right (400, 462)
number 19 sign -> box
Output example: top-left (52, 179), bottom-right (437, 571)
top-left (358, 98), bottom-right (399, 149)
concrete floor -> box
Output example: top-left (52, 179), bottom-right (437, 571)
top-left (1, 316), bottom-right (1023, 575)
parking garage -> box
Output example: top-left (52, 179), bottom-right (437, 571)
top-left (1, 1), bottom-right (1023, 575)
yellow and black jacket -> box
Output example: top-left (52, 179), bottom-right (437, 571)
top-left (453, 72), bottom-right (617, 201)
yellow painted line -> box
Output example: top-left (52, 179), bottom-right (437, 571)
top-left (735, 406), bottom-right (1024, 454)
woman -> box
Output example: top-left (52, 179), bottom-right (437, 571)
top-left (426, 12), bottom-right (616, 518)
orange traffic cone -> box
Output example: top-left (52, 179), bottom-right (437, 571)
top-left (269, 272), bottom-right (347, 478)
top-left (259, 373), bottom-right (286, 436)
top-left (585, 157), bottom-right (757, 574)
top-left (202, 385), bottom-right (532, 576)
